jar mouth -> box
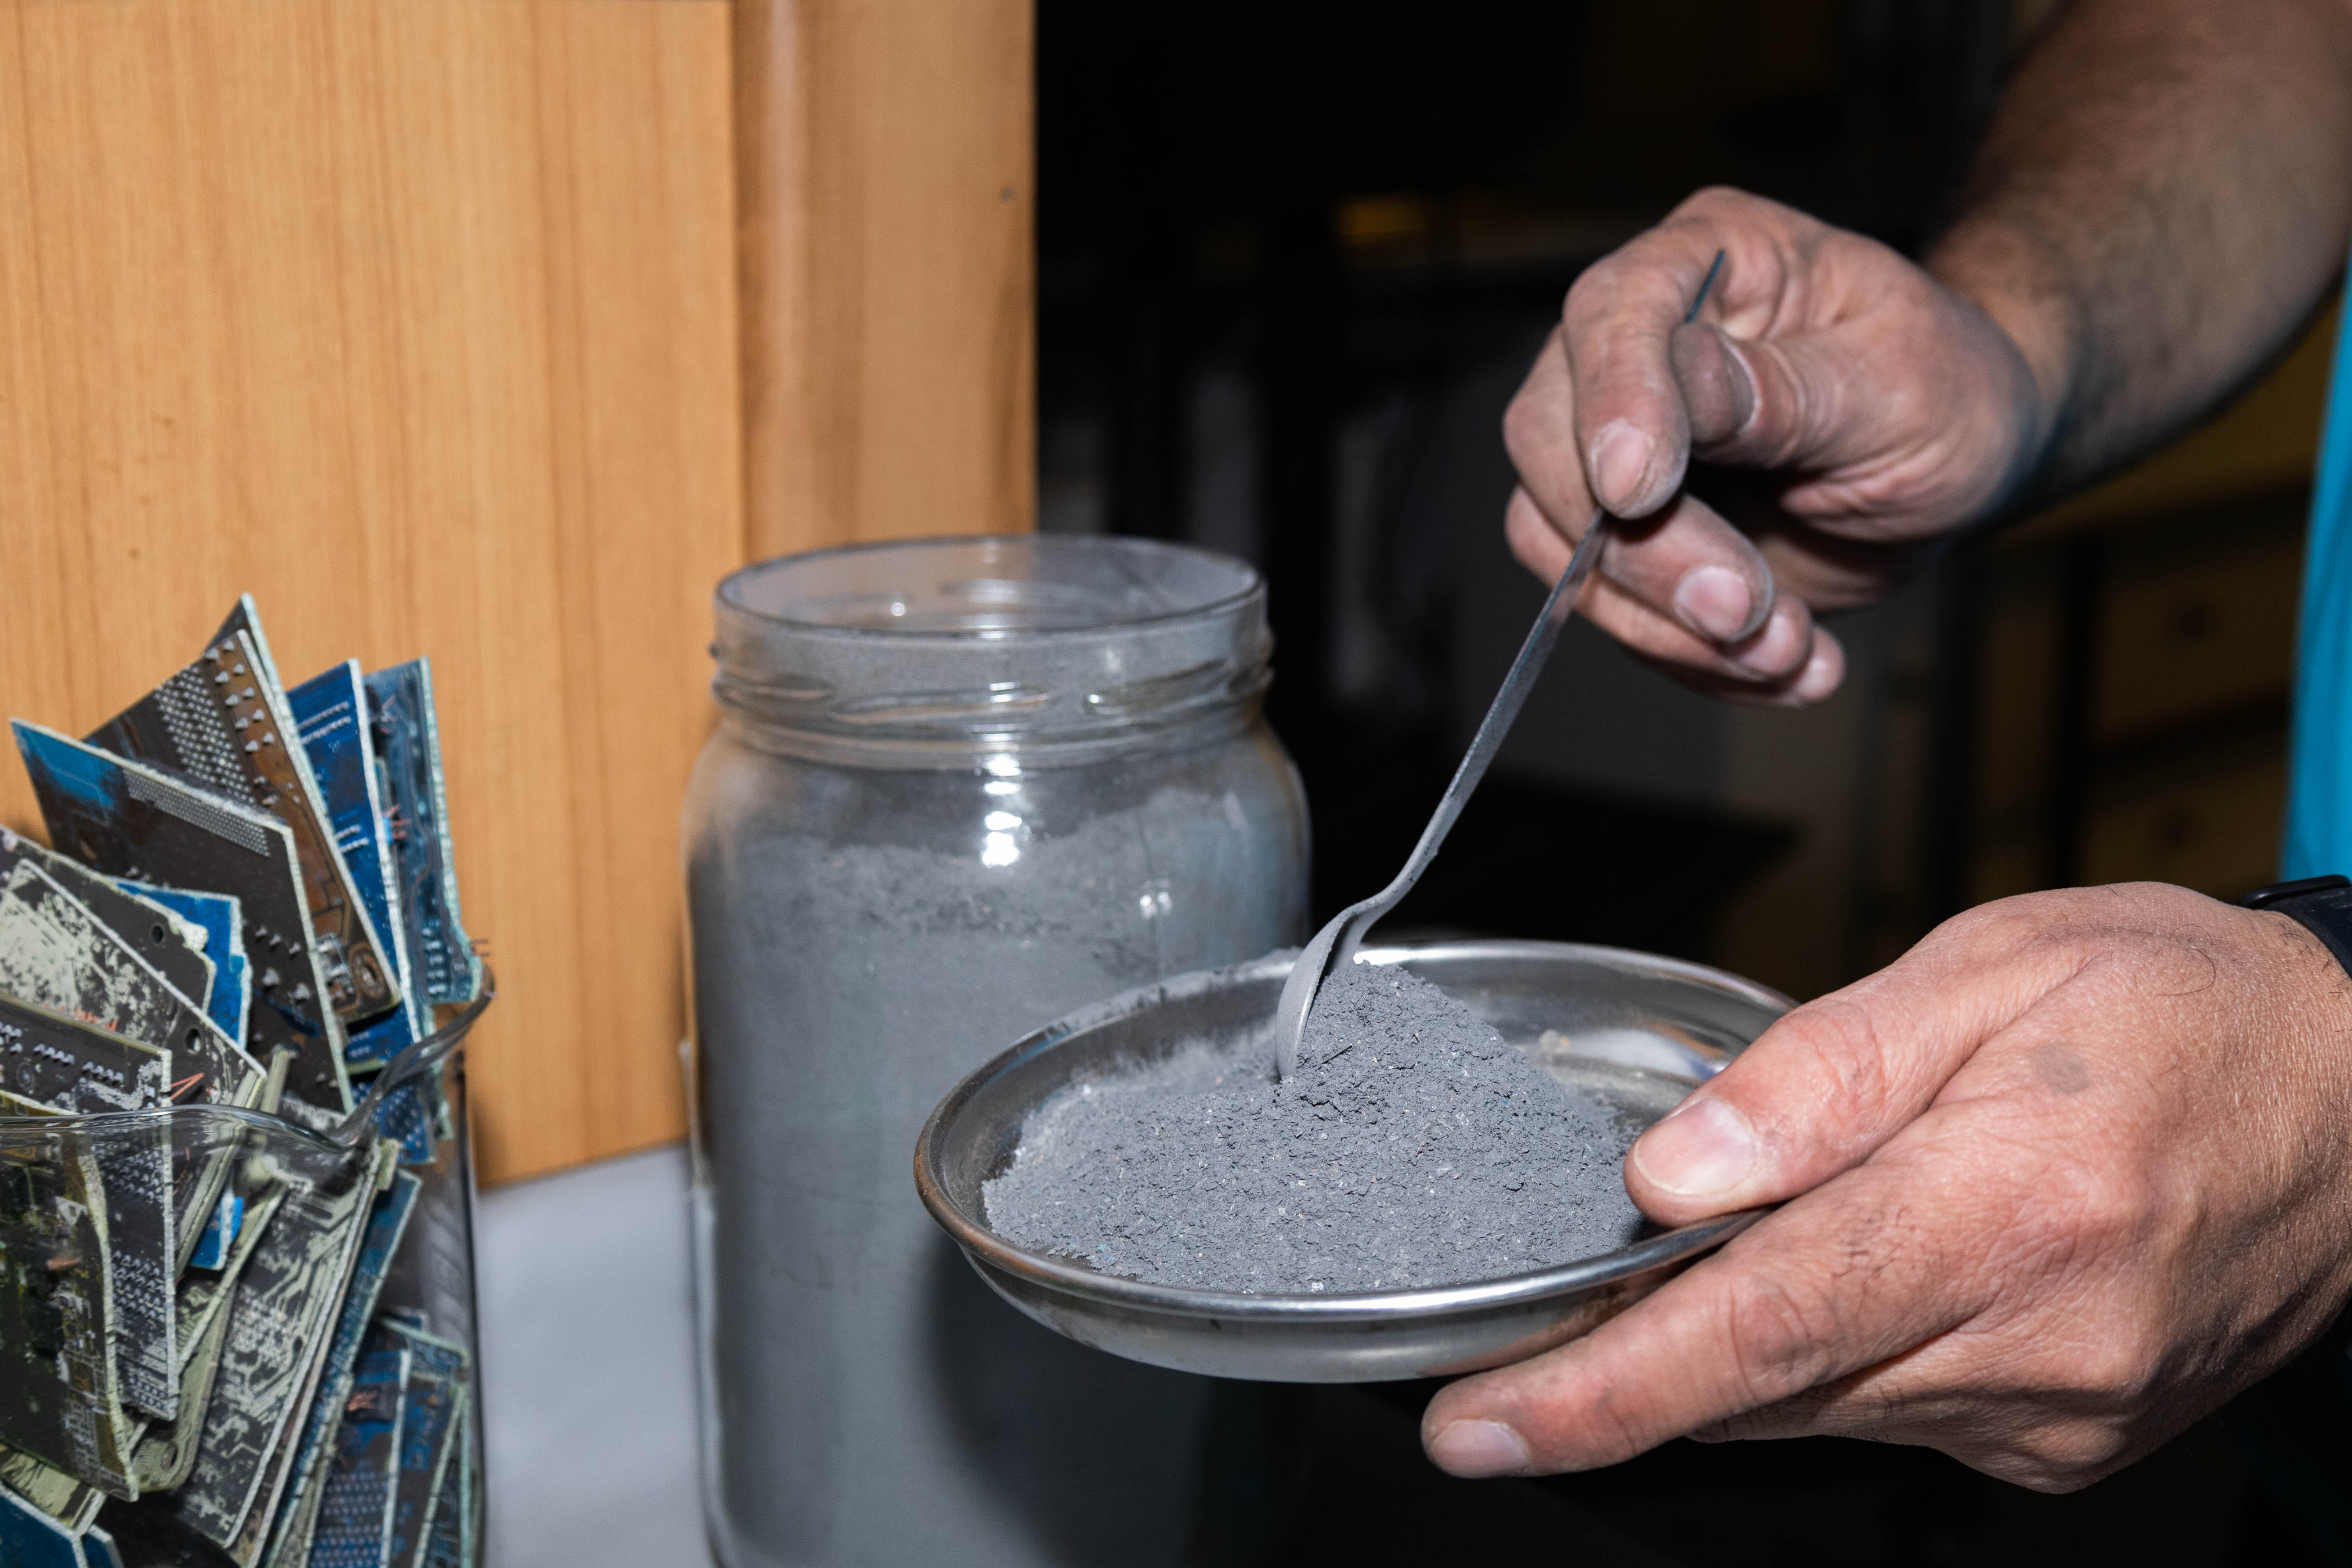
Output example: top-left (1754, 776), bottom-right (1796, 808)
top-left (717, 535), bottom-right (1260, 640)
top-left (711, 536), bottom-right (1275, 764)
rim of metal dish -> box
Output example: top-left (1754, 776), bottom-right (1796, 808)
top-left (914, 939), bottom-right (1781, 1325)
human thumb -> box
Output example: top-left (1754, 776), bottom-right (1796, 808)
top-left (1622, 902), bottom-right (2079, 1225)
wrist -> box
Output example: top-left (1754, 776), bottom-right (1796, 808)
top-left (1924, 224), bottom-right (2077, 516)
top-left (2245, 876), bottom-right (2352, 982)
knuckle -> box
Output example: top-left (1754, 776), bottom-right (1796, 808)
top-left (1561, 263), bottom-right (1624, 331)
top-left (2020, 1282), bottom-right (2163, 1407)
top-left (1567, 1384), bottom-right (1659, 1470)
top-left (1673, 184), bottom-right (1763, 223)
top-left (1503, 506), bottom-right (1555, 571)
top-left (1993, 884), bottom-right (2226, 990)
top-left (1502, 388), bottom-right (1553, 464)
top-left (2068, 1333), bottom-right (2165, 1413)
top-left (1992, 1180), bottom-right (2168, 1407)
top-left (2004, 1419), bottom-right (2133, 1491)
top-left (1720, 1269), bottom-right (1842, 1405)
top-left (1485, 1364), bottom-right (1647, 1472)
top-left (1928, 888), bottom-right (2179, 978)
top-left (1564, 245), bottom-right (1681, 342)
top-left (1944, 890), bottom-right (2067, 948)
top-left (2006, 1154), bottom-right (2144, 1270)
top-left (1755, 997), bottom-right (1900, 1145)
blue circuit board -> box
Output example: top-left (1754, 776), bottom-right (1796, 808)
top-left (0, 1481), bottom-right (86, 1568)
top-left (187, 1192), bottom-right (244, 1272)
top-left (112, 879), bottom-right (248, 1055)
top-left (421, 1425), bottom-right (468, 1568)
top-left (374, 1321), bottom-right (466, 1568)
top-left (362, 664), bottom-right (480, 1009)
top-left (12, 721), bottom-right (350, 1122)
top-left (84, 603), bottom-right (400, 1027)
top-left (371, 1082), bottom-right (435, 1167)
top-left (289, 663), bottom-right (421, 1071)
top-left (262, 1168), bottom-right (421, 1568)
top-left (310, 1348), bottom-right (407, 1568)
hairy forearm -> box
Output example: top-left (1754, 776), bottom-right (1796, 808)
top-left (1927, 0), bottom-right (2352, 510)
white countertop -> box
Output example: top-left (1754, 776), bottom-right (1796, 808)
top-left (470, 1145), bottom-right (1670, 1568)
top-left (477, 1144), bottom-right (707, 1568)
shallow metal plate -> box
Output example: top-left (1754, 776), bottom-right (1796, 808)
top-left (915, 940), bottom-right (1791, 1383)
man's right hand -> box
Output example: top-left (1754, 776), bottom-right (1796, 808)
top-left (1507, 186), bottom-right (2052, 705)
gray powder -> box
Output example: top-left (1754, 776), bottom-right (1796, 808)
top-left (689, 756), bottom-right (1309, 1568)
top-left (984, 960), bottom-right (1647, 1293)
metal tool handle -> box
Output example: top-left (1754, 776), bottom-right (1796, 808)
top-left (1334, 515), bottom-right (1604, 967)
top-left (1268, 248), bottom-right (1727, 1082)
top-left (1272, 515), bottom-right (1607, 1078)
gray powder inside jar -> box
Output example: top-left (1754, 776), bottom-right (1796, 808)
top-left (694, 536), bottom-right (1315, 1567)
top-left (983, 960), bottom-right (1648, 1293)
top-left (692, 769), bottom-right (1308, 1568)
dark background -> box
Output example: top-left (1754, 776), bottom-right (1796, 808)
top-left (1039, 0), bottom-right (2016, 985)
top-left (1035, 1), bottom-right (2339, 1563)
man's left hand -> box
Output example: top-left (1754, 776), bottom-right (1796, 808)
top-left (1423, 883), bottom-right (2352, 1491)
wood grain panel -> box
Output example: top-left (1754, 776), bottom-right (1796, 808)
top-left (0, 0), bottom-right (741, 1183)
top-left (735, 0), bottom-right (1036, 554)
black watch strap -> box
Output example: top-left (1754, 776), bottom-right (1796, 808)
top-left (2243, 874), bottom-right (2352, 976)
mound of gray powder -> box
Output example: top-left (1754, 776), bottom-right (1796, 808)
top-left (983, 960), bottom-right (1648, 1293)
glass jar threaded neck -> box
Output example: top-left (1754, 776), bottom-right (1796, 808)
top-left (711, 535), bottom-right (1274, 768)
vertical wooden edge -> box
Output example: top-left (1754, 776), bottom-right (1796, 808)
top-left (734, 0), bottom-right (1036, 560)
top-left (732, 0), bottom-right (799, 570)
top-left (1006, 0), bottom-right (1038, 535)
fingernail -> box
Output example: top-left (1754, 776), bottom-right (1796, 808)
top-left (1673, 566), bottom-right (1752, 642)
top-left (1588, 423), bottom-right (1652, 512)
top-left (1632, 1095), bottom-right (1756, 1197)
top-left (1791, 645), bottom-right (1841, 704)
top-left (1731, 603), bottom-right (1803, 676)
top-left (1428, 1419), bottom-right (1532, 1478)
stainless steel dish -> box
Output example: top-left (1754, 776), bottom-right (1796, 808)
top-left (914, 940), bottom-right (1791, 1383)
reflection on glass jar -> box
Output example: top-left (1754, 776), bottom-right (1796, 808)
top-left (684, 537), bottom-right (1310, 1568)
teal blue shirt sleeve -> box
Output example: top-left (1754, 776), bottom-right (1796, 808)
top-left (2285, 297), bottom-right (2352, 879)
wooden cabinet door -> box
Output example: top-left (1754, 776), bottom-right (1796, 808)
top-left (0, 0), bottom-right (1033, 1183)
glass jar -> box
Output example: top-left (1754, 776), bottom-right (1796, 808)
top-left (684, 536), bottom-right (1311, 1568)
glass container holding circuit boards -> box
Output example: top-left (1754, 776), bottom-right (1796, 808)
top-left (0, 596), bottom-right (491, 1568)
top-left (0, 1015), bottom-right (485, 1568)
top-left (685, 537), bottom-right (1311, 1568)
